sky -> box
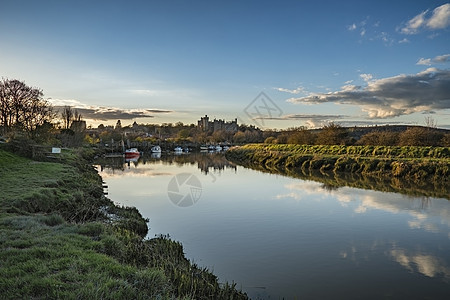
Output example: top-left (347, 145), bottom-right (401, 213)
top-left (1, 0), bottom-right (449, 129)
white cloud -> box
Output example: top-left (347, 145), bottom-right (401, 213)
top-left (401, 10), bottom-right (428, 34)
top-left (288, 68), bottom-right (450, 119)
top-left (400, 3), bottom-right (450, 34)
top-left (427, 3), bottom-right (450, 29)
top-left (417, 58), bottom-right (432, 66)
top-left (434, 53), bottom-right (450, 63)
top-left (360, 73), bottom-right (373, 82)
top-left (341, 84), bottom-right (360, 92)
top-left (347, 23), bottom-right (357, 31)
top-left (398, 38), bottom-right (410, 44)
top-left (274, 86), bottom-right (307, 94)
top-left (417, 54), bottom-right (450, 65)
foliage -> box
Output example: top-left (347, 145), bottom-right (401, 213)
top-left (356, 130), bottom-right (399, 146)
top-left (398, 126), bottom-right (444, 146)
top-left (0, 78), bottom-right (54, 135)
top-left (315, 122), bottom-right (348, 145)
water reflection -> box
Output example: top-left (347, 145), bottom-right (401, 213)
top-left (281, 180), bottom-right (450, 235)
top-left (240, 161), bottom-right (450, 200)
top-left (390, 248), bottom-right (450, 279)
top-left (96, 153), bottom-right (450, 299)
top-left (95, 152), bottom-right (237, 175)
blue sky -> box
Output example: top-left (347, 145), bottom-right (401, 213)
top-left (1, 0), bottom-right (449, 129)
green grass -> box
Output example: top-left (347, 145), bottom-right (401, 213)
top-left (238, 144), bottom-right (450, 159)
top-left (0, 147), bottom-right (248, 299)
top-left (0, 215), bottom-right (169, 299)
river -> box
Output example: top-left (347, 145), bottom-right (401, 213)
top-left (95, 152), bottom-right (450, 299)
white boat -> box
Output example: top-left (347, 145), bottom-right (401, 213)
top-left (151, 145), bottom-right (161, 153)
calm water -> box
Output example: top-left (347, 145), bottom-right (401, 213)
top-left (96, 153), bottom-right (450, 299)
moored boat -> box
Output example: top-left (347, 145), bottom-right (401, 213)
top-left (125, 148), bottom-right (140, 157)
top-left (151, 145), bottom-right (161, 153)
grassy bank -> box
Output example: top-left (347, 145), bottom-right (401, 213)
top-left (0, 147), bottom-right (247, 299)
top-left (226, 144), bottom-right (450, 184)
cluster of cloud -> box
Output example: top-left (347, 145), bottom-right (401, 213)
top-left (274, 86), bottom-right (306, 95)
top-left (347, 17), bottom-right (397, 45)
top-left (50, 99), bottom-right (172, 121)
top-left (400, 3), bottom-right (450, 34)
top-left (417, 54), bottom-right (450, 66)
top-left (347, 17), bottom-right (370, 37)
top-left (347, 3), bottom-right (449, 45)
top-left (286, 68), bottom-right (450, 119)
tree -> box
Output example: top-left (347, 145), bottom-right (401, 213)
top-left (115, 120), bottom-right (122, 130)
top-left (315, 122), bottom-right (348, 145)
top-left (61, 106), bottom-right (74, 129)
top-left (264, 136), bottom-right (277, 144)
top-left (287, 126), bottom-right (315, 144)
top-left (356, 131), bottom-right (399, 146)
top-left (0, 78), bottom-right (54, 135)
top-left (399, 126), bottom-right (443, 146)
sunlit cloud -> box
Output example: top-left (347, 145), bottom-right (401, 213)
top-left (417, 54), bottom-right (450, 66)
top-left (400, 3), bottom-right (450, 34)
top-left (50, 99), bottom-right (172, 121)
top-left (360, 73), bottom-right (373, 82)
top-left (287, 68), bottom-right (450, 119)
top-left (274, 86), bottom-right (307, 95)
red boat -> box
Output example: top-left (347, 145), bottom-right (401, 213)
top-left (125, 148), bottom-right (140, 158)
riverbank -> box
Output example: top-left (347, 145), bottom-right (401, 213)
top-left (0, 146), bottom-right (247, 299)
top-left (226, 144), bottom-right (450, 182)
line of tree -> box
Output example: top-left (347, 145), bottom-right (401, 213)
top-left (263, 122), bottom-right (450, 147)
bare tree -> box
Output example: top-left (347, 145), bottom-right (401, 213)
top-left (61, 106), bottom-right (74, 129)
top-left (0, 78), bottom-right (54, 135)
top-left (424, 116), bottom-right (437, 128)
top-left (61, 106), bottom-right (83, 130)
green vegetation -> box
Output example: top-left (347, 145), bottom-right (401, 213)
top-left (226, 144), bottom-right (450, 184)
top-left (0, 147), bottom-right (247, 299)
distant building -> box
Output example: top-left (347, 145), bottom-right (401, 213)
top-left (197, 115), bottom-right (238, 132)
